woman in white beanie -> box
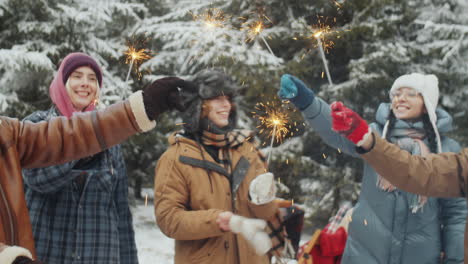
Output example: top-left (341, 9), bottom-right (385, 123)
top-left (278, 73), bottom-right (466, 264)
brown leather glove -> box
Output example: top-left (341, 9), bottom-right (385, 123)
top-left (142, 77), bottom-right (197, 120)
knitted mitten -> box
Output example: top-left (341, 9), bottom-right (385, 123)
top-left (278, 74), bottom-right (316, 110)
top-left (330, 101), bottom-right (371, 146)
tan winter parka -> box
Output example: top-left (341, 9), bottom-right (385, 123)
top-left (154, 133), bottom-right (278, 264)
top-left (361, 133), bottom-right (468, 263)
top-left (0, 92), bottom-right (154, 258)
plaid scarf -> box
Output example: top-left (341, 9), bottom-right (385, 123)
top-left (378, 128), bottom-right (428, 213)
top-left (324, 202), bottom-right (352, 234)
top-left (201, 129), bottom-right (254, 172)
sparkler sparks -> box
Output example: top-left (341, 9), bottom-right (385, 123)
top-left (330, 0), bottom-right (344, 9)
top-left (252, 100), bottom-right (291, 145)
top-left (191, 8), bottom-right (229, 30)
top-left (240, 15), bottom-right (275, 56)
top-left (252, 99), bottom-right (296, 165)
top-left (309, 16), bottom-right (339, 85)
top-left (124, 46), bottom-right (152, 82)
top-left (309, 16), bottom-right (339, 53)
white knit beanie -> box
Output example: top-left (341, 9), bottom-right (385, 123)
top-left (383, 73), bottom-right (442, 153)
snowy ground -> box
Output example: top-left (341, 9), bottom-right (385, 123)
top-left (132, 199), bottom-right (312, 264)
top-left (132, 201), bottom-right (174, 264)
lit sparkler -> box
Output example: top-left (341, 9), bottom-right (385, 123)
top-left (309, 16), bottom-right (338, 85)
top-left (252, 100), bottom-right (291, 164)
top-left (124, 46), bottom-right (152, 83)
top-left (330, 0), bottom-right (344, 9)
top-left (191, 8), bottom-right (229, 30)
top-left (241, 15), bottom-right (275, 56)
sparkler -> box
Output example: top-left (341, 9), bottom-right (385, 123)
top-left (252, 100), bottom-right (292, 165)
top-left (241, 15), bottom-right (275, 56)
top-left (313, 30), bottom-right (333, 85)
top-left (181, 8), bottom-right (231, 73)
top-left (124, 46), bottom-right (152, 83)
top-left (191, 8), bottom-right (229, 30)
top-left (267, 119), bottom-right (280, 164)
top-left (296, 16), bottom-right (340, 85)
top-left (330, 0), bottom-right (344, 9)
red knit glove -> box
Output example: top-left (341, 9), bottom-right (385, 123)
top-left (331, 101), bottom-right (370, 146)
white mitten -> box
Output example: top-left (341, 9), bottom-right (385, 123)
top-left (229, 215), bottom-right (272, 255)
top-left (0, 246), bottom-right (33, 264)
top-left (249, 172), bottom-right (276, 205)
top-left (250, 229), bottom-right (272, 255)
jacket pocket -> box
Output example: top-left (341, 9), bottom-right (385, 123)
top-left (71, 168), bottom-right (114, 194)
top-left (189, 236), bottom-right (224, 263)
top-left (94, 169), bottom-right (114, 193)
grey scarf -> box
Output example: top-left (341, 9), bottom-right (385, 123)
top-left (377, 128), bottom-right (429, 213)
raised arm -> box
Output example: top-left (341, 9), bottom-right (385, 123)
top-left (361, 134), bottom-right (467, 198)
top-left (9, 77), bottom-right (196, 169)
top-left (328, 101), bottom-right (467, 197)
top-left (278, 74), bottom-right (360, 156)
top-left (14, 98), bottom-right (143, 169)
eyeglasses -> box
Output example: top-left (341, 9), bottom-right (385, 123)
top-left (389, 89), bottom-right (420, 100)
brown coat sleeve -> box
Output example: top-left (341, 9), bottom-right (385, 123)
top-left (8, 101), bottom-right (140, 169)
top-left (154, 149), bottom-right (224, 240)
top-left (361, 133), bottom-right (468, 198)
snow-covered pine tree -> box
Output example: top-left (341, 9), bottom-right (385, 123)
top-left (0, 0), bottom-right (167, 199)
top-left (295, 0), bottom-right (468, 227)
top-left (135, 0), bottom-right (283, 78)
top-left (413, 0), bottom-right (468, 143)
top-left (0, 0), bottom-right (148, 116)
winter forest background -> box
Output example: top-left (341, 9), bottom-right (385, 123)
top-left (1, 0), bottom-right (467, 234)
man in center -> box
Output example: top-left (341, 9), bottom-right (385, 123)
top-left (154, 68), bottom-right (278, 263)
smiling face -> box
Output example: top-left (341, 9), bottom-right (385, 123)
top-left (390, 87), bottom-right (426, 120)
top-left (204, 95), bottom-right (232, 128)
top-left (66, 66), bottom-right (98, 111)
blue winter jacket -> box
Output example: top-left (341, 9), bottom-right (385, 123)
top-left (22, 107), bottom-right (138, 264)
top-left (301, 98), bottom-right (466, 264)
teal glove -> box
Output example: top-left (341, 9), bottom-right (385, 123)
top-left (278, 74), bottom-right (315, 110)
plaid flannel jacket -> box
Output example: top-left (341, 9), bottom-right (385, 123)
top-left (22, 108), bottom-right (138, 264)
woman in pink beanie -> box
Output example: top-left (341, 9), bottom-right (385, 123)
top-left (21, 53), bottom-right (139, 264)
top-left (49, 52), bottom-right (102, 116)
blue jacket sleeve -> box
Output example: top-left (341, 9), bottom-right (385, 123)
top-left (112, 146), bottom-right (139, 264)
top-left (439, 139), bottom-right (466, 264)
top-left (301, 97), bottom-right (360, 157)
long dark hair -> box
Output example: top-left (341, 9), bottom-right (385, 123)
top-left (385, 111), bottom-right (438, 153)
